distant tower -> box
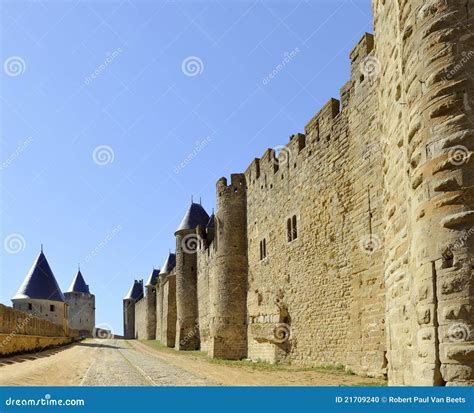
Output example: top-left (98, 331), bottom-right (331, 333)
top-left (144, 268), bottom-right (160, 340)
top-left (210, 174), bottom-right (248, 359)
top-left (157, 252), bottom-right (177, 347)
top-left (123, 279), bottom-right (144, 339)
top-left (64, 268), bottom-right (95, 336)
top-left (12, 249), bottom-right (67, 329)
top-left (175, 202), bottom-right (209, 350)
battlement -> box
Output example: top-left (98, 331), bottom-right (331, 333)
top-left (217, 174), bottom-right (246, 196)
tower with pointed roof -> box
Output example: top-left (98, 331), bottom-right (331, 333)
top-left (12, 249), bottom-right (67, 329)
top-left (64, 268), bottom-right (95, 336)
top-left (156, 252), bottom-right (177, 347)
top-left (123, 279), bottom-right (144, 339)
top-left (175, 202), bottom-right (209, 350)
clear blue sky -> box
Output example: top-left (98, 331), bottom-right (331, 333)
top-left (1, 0), bottom-right (372, 335)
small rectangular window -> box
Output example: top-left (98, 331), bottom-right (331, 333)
top-left (287, 215), bottom-right (298, 242)
top-left (259, 238), bottom-right (267, 260)
top-left (28, 303), bottom-right (32, 311)
top-left (50, 304), bottom-right (55, 312)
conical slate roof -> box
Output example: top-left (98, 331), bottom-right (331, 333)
top-left (159, 253), bottom-right (176, 275)
top-left (13, 251), bottom-right (65, 302)
top-left (176, 203), bottom-right (209, 232)
top-left (207, 214), bottom-right (215, 229)
top-left (124, 280), bottom-right (143, 300)
top-left (66, 270), bottom-right (90, 294)
top-left (145, 269), bottom-right (160, 287)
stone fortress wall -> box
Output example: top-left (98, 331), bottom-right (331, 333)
top-left (0, 304), bottom-right (81, 356)
top-left (129, 0), bottom-right (474, 386)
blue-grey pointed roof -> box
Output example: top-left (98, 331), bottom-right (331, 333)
top-left (207, 214), bottom-right (215, 228)
top-left (13, 251), bottom-right (65, 302)
top-left (176, 203), bottom-right (210, 232)
top-left (145, 269), bottom-right (160, 287)
top-left (124, 280), bottom-right (143, 300)
top-left (160, 253), bottom-right (176, 274)
top-left (67, 270), bottom-right (90, 294)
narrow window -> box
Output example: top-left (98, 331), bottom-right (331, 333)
top-left (287, 219), bottom-right (292, 242)
top-left (28, 303), bottom-right (32, 311)
top-left (259, 240), bottom-right (263, 260)
top-left (263, 238), bottom-right (267, 258)
top-left (50, 304), bottom-right (55, 312)
top-left (292, 215), bottom-right (298, 240)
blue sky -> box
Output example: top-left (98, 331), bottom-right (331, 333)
top-left (1, 0), bottom-right (372, 335)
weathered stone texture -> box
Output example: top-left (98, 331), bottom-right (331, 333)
top-left (64, 291), bottom-right (95, 337)
top-left (134, 1), bottom-right (474, 385)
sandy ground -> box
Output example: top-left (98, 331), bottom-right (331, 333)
top-left (0, 339), bottom-right (386, 386)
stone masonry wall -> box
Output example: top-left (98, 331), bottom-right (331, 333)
top-left (374, 0), bottom-right (474, 385)
top-left (244, 33), bottom-right (385, 376)
top-left (160, 273), bottom-right (177, 347)
top-left (134, 297), bottom-right (147, 340)
top-left (132, 1), bottom-right (474, 384)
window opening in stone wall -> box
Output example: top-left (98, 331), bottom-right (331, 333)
top-left (292, 215), bottom-right (298, 240)
top-left (50, 304), bottom-right (55, 312)
top-left (28, 303), bottom-right (32, 310)
top-left (287, 216), bottom-right (298, 242)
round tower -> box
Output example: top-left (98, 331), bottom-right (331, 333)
top-left (64, 268), bottom-right (95, 337)
top-left (157, 252), bottom-right (177, 347)
top-left (209, 174), bottom-right (248, 359)
top-left (375, 0), bottom-right (474, 385)
top-left (144, 269), bottom-right (159, 340)
top-left (123, 279), bottom-right (143, 339)
top-left (12, 248), bottom-right (67, 330)
top-left (175, 202), bottom-right (209, 350)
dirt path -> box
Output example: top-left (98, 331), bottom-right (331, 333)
top-left (131, 340), bottom-right (386, 386)
top-left (0, 339), bottom-right (385, 386)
